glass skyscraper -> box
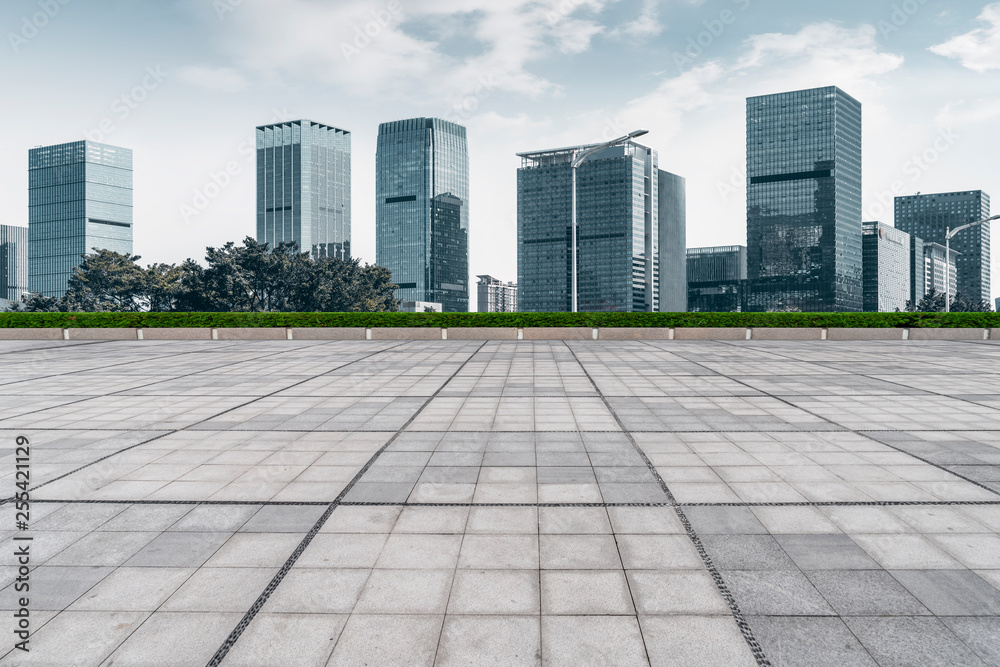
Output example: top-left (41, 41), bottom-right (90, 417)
top-left (687, 245), bottom-right (747, 312)
top-left (746, 86), bottom-right (863, 312)
top-left (517, 141), bottom-right (685, 312)
top-left (0, 225), bottom-right (29, 305)
top-left (894, 191), bottom-right (990, 303)
top-left (862, 222), bottom-right (910, 312)
top-left (257, 120), bottom-right (351, 261)
top-left (376, 118), bottom-right (469, 312)
top-left (28, 141), bottom-right (133, 297)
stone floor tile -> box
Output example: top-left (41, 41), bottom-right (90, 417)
top-left (616, 534), bottom-right (703, 570)
top-left (458, 534), bottom-right (539, 569)
top-left (101, 611), bottom-right (242, 667)
top-left (437, 615), bottom-right (541, 667)
top-left (700, 535), bottom-right (797, 570)
top-left (640, 615), bottom-right (757, 667)
top-left (542, 616), bottom-right (646, 666)
top-left (0, 566), bottom-right (113, 611)
top-left (804, 569), bottom-right (931, 616)
top-left (353, 569), bottom-right (454, 614)
top-left (682, 507), bottom-right (769, 535)
top-left (844, 616), bottom-right (988, 667)
top-left (721, 570), bottom-right (835, 616)
top-left (627, 570), bottom-right (730, 615)
top-left (447, 569), bottom-right (540, 614)
top-left (374, 533), bottom-right (463, 570)
top-left (2, 610), bottom-right (148, 666)
top-left (263, 568), bottom-right (370, 614)
top-left (942, 617), bottom-right (1000, 666)
top-left (124, 531), bottom-right (231, 568)
top-left (540, 569), bottom-right (635, 615)
top-left (775, 534), bottom-right (880, 570)
top-left (539, 534), bottom-right (622, 569)
top-left (69, 567), bottom-right (194, 612)
top-left (160, 567), bottom-right (275, 612)
top-left (326, 614), bottom-right (443, 667)
top-left (890, 569), bottom-right (1000, 615)
top-left (296, 533), bottom-right (388, 569)
top-left (748, 616), bottom-right (877, 667)
top-left (221, 613), bottom-right (347, 667)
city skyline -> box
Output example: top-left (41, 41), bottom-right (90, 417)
top-left (3, 1), bottom-right (1000, 308)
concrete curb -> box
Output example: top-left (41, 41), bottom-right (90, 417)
top-left (0, 327), bottom-right (994, 342)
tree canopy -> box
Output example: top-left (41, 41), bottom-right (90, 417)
top-left (19, 238), bottom-right (399, 313)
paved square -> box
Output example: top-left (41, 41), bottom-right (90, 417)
top-left (1, 338), bottom-right (999, 666)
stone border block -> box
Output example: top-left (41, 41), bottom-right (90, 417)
top-left (371, 327), bottom-right (442, 340)
top-left (674, 327), bottom-right (748, 340)
top-left (827, 328), bottom-right (905, 341)
top-left (140, 328), bottom-right (213, 340)
top-left (597, 328), bottom-right (673, 340)
top-left (0, 328), bottom-right (64, 340)
top-left (751, 327), bottom-right (824, 340)
top-left (907, 328), bottom-right (987, 341)
top-left (522, 327), bottom-right (594, 340)
top-left (67, 328), bottom-right (138, 341)
top-left (290, 327), bottom-right (366, 340)
top-left (215, 328), bottom-right (288, 340)
top-left (445, 327), bottom-right (518, 340)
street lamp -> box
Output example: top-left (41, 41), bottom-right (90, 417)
top-left (944, 214), bottom-right (1000, 312)
top-left (570, 129), bottom-right (649, 312)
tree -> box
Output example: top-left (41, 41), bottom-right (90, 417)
top-left (63, 249), bottom-right (148, 312)
top-left (905, 289), bottom-right (994, 313)
top-left (19, 293), bottom-right (64, 312)
top-left (145, 263), bottom-right (184, 312)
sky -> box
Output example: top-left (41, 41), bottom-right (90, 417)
top-left (3, 0), bottom-right (1000, 308)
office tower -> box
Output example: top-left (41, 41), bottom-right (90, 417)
top-left (659, 171), bottom-right (687, 312)
top-left (908, 236), bottom-right (926, 307)
top-left (517, 140), bottom-right (684, 312)
top-left (687, 245), bottom-right (747, 312)
top-left (28, 141), bottom-right (133, 298)
top-left (995, 297), bottom-right (999, 312)
top-left (924, 243), bottom-right (958, 298)
top-left (746, 86), bottom-right (863, 312)
top-left (257, 119), bottom-right (351, 261)
top-left (477, 275), bottom-right (518, 313)
top-left (862, 222), bottom-right (910, 312)
top-left (894, 191), bottom-right (990, 302)
top-left (0, 225), bottom-right (29, 305)
top-left (376, 118), bottom-right (469, 312)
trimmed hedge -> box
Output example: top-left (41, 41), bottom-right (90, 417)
top-left (0, 312), bottom-right (998, 328)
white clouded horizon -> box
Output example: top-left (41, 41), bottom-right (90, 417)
top-left (931, 2), bottom-right (1000, 72)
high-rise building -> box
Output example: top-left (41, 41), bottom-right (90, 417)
top-left (995, 297), bottom-right (999, 312)
top-left (746, 86), bottom-right (863, 312)
top-left (908, 236), bottom-right (926, 307)
top-left (894, 191), bottom-right (990, 303)
top-left (516, 140), bottom-right (685, 312)
top-left (0, 225), bottom-right (29, 305)
top-left (376, 118), bottom-right (469, 312)
top-left (924, 242), bottom-right (959, 299)
top-left (477, 275), bottom-right (518, 313)
top-left (862, 222), bottom-right (910, 312)
top-left (687, 245), bottom-right (746, 312)
top-left (28, 141), bottom-right (133, 297)
top-left (659, 171), bottom-right (688, 312)
top-left (257, 120), bottom-right (351, 261)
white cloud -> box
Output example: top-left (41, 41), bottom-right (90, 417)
top-left (610, 0), bottom-right (664, 42)
top-left (930, 3), bottom-right (1000, 72)
top-left (175, 65), bottom-right (248, 92)
top-left (936, 97), bottom-right (1000, 125)
top-left (194, 0), bottom-right (614, 103)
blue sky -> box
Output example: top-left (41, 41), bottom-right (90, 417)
top-left (2, 0), bottom-right (999, 305)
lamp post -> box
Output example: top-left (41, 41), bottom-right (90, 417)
top-left (570, 129), bottom-right (649, 312)
top-left (943, 214), bottom-right (1000, 313)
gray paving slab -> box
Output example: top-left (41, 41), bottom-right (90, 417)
top-left (3, 339), bottom-right (1000, 665)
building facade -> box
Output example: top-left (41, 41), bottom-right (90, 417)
top-left (687, 245), bottom-right (746, 312)
top-left (659, 171), bottom-right (687, 312)
top-left (517, 140), bottom-right (685, 312)
top-left (0, 225), bottom-right (29, 305)
top-left (924, 242), bottom-right (959, 299)
top-left (28, 141), bottom-right (133, 297)
top-left (256, 120), bottom-right (351, 261)
top-left (477, 275), bottom-right (518, 313)
top-left (908, 236), bottom-right (926, 307)
top-left (376, 118), bottom-right (469, 312)
top-left (746, 86), bottom-right (863, 312)
top-left (894, 191), bottom-right (990, 303)
top-left (862, 222), bottom-right (910, 312)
